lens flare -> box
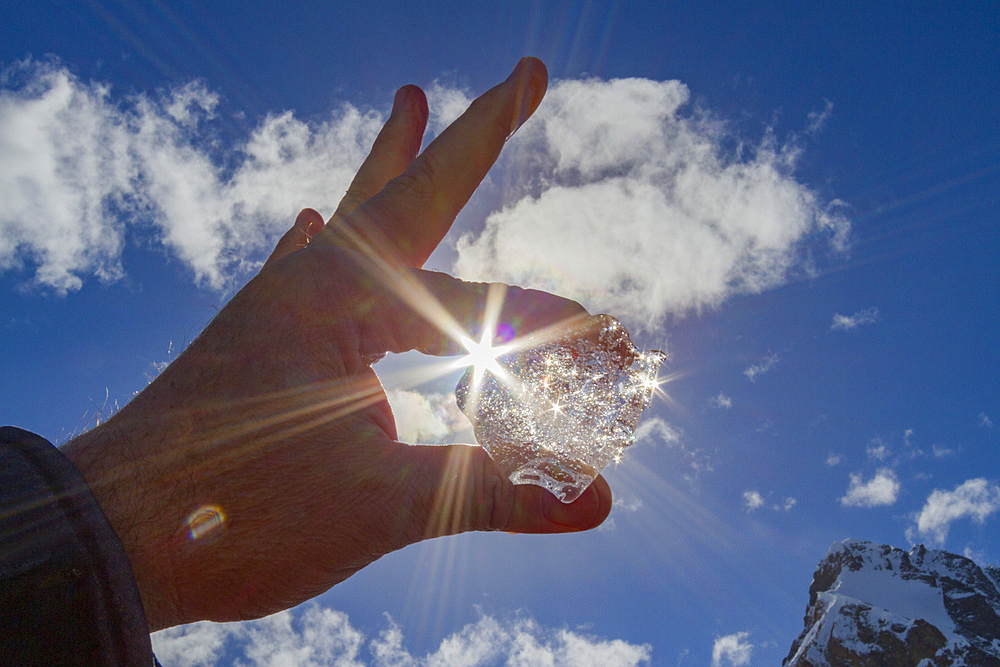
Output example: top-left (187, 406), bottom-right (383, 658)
top-left (187, 504), bottom-right (226, 540)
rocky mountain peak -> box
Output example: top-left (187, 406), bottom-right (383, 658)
top-left (784, 539), bottom-right (1000, 665)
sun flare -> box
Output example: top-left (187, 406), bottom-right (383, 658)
top-left (454, 329), bottom-right (511, 387)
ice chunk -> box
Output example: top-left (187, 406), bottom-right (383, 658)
top-left (456, 314), bottom-right (664, 503)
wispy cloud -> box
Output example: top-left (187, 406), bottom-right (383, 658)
top-left (711, 631), bottom-right (753, 667)
top-left (980, 412), bottom-right (994, 428)
top-left (152, 606), bottom-right (653, 666)
top-left (831, 307), bottom-right (879, 331)
top-left (826, 453), bottom-right (842, 466)
top-left (866, 438), bottom-right (890, 462)
top-left (840, 468), bottom-right (900, 507)
top-left (709, 392), bottom-right (732, 409)
top-left (912, 478), bottom-right (1000, 545)
top-left (453, 77), bottom-right (849, 330)
top-left (742, 490), bottom-right (765, 512)
top-left (743, 489), bottom-right (796, 513)
top-left (743, 353), bottom-right (779, 382)
top-left (635, 416), bottom-right (712, 481)
top-left (805, 99), bottom-right (834, 136)
top-left (931, 444), bottom-right (954, 458)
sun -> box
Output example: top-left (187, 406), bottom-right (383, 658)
top-left (455, 329), bottom-right (511, 388)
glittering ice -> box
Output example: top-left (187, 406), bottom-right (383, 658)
top-left (456, 314), bottom-right (665, 503)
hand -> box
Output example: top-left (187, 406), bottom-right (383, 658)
top-left (63, 58), bottom-right (612, 632)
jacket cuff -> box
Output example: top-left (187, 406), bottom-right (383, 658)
top-left (1, 426), bottom-right (155, 665)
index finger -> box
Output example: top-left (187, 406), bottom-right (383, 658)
top-left (349, 57), bottom-right (548, 267)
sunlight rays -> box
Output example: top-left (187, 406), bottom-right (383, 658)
top-left (452, 283), bottom-right (514, 388)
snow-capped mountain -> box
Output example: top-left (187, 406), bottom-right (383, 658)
top-left (784, 539), bottom-right (1000, 666)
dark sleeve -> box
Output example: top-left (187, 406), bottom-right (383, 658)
top-left (0, 427), bottom-right (156, 666)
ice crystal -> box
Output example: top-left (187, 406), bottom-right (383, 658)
top-left (456, 314), bottom-right (664, 502)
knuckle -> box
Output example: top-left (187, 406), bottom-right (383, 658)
top-left (339, 189), bottom-right (371, 211)
top-left (388, 155), bottom-right (439, 203)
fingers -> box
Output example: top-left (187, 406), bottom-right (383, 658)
top-left (263, 209), bottom-right (326, 269)
top-left (328, 85), bottom-right (429, 226)
top-left (345, 262), bottom-right (589, 358)
top-left (347, 57), bottom-right (548, 267)
top-left (388, 444), bottom-right (612, 540)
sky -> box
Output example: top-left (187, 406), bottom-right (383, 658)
top-left (2, 1), bottom-right (998, 664)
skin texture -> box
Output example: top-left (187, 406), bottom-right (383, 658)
top-left (63, 58), bottom-right (612, 632)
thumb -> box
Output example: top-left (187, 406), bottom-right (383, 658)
top-left (386, 443), bottom-right (612, 539)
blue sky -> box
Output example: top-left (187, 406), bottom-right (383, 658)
top-left (2, 2), bottom-right (998, 664)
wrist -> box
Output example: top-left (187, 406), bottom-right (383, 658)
top-left (64, 419), bottom-right (183, 631)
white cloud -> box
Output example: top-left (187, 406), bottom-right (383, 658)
top-left (385, 389), bottom-right (473, 444)
top-left (453, 77), bottom-right (849, 331)
top-left (2, 63), bottom-right (849, 317)
top-left (709, 392), bottom-right (732, 409)
top-left (154, 606), bottom-right (652, 667)
top-left (826, 453), bottom-right (842, 466)
top-left (1, 63), bottom-right (850, 312)
top-left (742, 489), bottom-right (795, 513)
top-left (931, 444), bottom-right (954, 458)
top-left (980, 412), bottom-right (994, 428)
top-left (241, 606), bottom-right (365, 666)
top-left (711, 631), bottom-right (753, 667)
top-left (151, 618), bottom-right (235, 666)
top-left (866, 439), bottom-right (890, 462)
top-left (840, 468), bottom-right (900, 507)
top-left (831, 306), bottom-right (879, 331)
top-left (0, 60), bottom-right (381, 292)
top-left (805, 99), bottom-right (834, 136)
top-left (964, 545), bottom-right (987, 564)
top-left (742, 490), bottom-right (765, 512)
top-left (151, 606), bottom-right (365, 667)
top-left (634, 416), bottom-right (681, 446)
top-left (913, 478), bottom-right (1000, 545)
top-left (425, 81), bottom-right (474, 137)
top-left (615, 497), bottom-right (644, 513)
top-left (743, 353), bottom-right (779, 382)
top-left (634, 416), bottom-right (711, 481)
top-left (600, 496), bottom-right (645, 531)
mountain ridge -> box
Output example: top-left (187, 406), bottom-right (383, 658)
top-left (784, 539), bottom-right (1000, 666)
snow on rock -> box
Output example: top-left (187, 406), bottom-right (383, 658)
top-left (784, 539), bottom-right (1000, 666)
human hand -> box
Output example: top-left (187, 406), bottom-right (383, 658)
top-left (63, 58), bottom-right (612, 632)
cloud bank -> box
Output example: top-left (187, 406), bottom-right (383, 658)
top-left (152, 605), bottom-right (653, 666)
top-left (0, 60), bottom-right (380, 292)
top-left (2, 63), bottom-right (848, 324)
top-left (454, 77), bottom-right (849, 330)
